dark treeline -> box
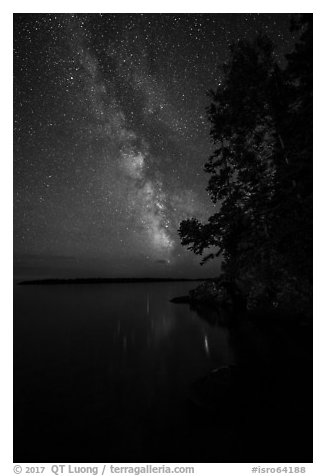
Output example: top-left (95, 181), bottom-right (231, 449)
top-left (179, 14), bottom-right (312, 318)
top-left (19, 277), bottom-right (206, 285)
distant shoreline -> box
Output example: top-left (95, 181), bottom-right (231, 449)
top-left (18, 277), bottom-right (210, 285)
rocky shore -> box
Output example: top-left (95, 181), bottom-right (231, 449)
top-left (170, 277), bottom-right (312, 461)
top-left (171, 276), bottom-right (311, 325)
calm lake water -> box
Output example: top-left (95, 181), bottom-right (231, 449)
top-left (14, 282), bottom-right (235, 462)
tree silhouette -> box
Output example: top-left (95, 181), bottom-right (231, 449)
top-left (179, 16), bottom-right (312, 314)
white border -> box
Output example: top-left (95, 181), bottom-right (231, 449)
top-left (4, 1), bottom-right (321, 14)
top-left (2, 2), bottom-right (324, 475)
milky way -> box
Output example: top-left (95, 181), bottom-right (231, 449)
top-left (14, 13), bottom-right (296, 278)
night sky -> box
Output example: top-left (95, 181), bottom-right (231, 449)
top-left (14, 13), bottom-right (297, 279)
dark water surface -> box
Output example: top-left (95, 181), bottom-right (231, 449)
top-left (14, 282), bottom-right (235, 462)
top-left (14, 282), bottom-right (312, 463)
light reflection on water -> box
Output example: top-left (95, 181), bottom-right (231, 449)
top-left (14, 281), bottom-right (235, 460)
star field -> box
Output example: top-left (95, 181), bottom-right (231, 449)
top-left (14, 13), bottom-right (296, 279)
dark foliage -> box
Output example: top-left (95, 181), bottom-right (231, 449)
top-left (178, 15), bottom-right (312, 315)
